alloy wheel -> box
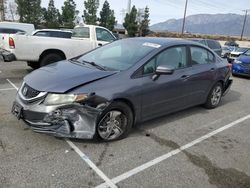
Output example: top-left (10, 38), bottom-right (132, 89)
top-left (211, 86), bottom-right (222, 106)
top-left (97, 110), bottom-right (127, 141)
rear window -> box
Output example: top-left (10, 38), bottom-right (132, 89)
top-left (72, 27), bottom-right (90, 38)
top-left (0, 28), bottom-right (25, 34)
top-left (50, 31), bottom-right (72, 38)
top-left (34, 31), bottom-right (72, 38)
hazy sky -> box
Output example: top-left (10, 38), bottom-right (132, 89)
top-left (41, 0), bottom-right (249, 25)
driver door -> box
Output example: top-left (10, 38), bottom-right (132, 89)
top-left (140, 46), bottom-right (194, 121)
top-left (95, 28), bottom-right (116, 47)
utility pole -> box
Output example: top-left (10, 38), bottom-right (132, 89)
top-left (0, 0), bottom-right (5, 21)
top-left (181, 0), bottom-right (188, 36)
top-left (127, 0), bottom-right (131, 14)
top-left (240, 10), bottom-right (250, 41)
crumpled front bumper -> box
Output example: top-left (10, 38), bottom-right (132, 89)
top-left (12, 94), bottom-right (107, 139)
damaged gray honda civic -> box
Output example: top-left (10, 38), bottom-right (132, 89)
top-left (12, 38), bottom-right (232, 141)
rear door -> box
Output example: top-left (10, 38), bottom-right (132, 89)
top-left (188, 46), bottom-right (218, 103)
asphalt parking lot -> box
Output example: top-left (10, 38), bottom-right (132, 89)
top-left (1, 60), bottom-right (250, 188)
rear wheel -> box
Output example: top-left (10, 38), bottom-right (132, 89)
top-left (39, 53), bottom-right (64, 67)
top-left (204, 82), bottom-right (223, 109)
top-left (96, 102), bottom-right (133, 141)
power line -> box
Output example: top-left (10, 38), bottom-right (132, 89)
top-left (240, 9), bottom-right (250, 40)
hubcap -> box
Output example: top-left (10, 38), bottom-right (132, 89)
top-left (211, 86), bottom-right (222, 106)
top-left (98, 110), bottom-right (127, 140)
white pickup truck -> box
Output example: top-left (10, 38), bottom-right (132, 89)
top-left (1, 24), bottom-right (116, 68)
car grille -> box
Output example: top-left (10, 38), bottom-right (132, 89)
top-left (21, 83), bottom-right (40, 99)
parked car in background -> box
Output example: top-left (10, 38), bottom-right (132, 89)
top-left (227, 47), bottom-right (250, 63)
top-left (232, 49), bottom-right (250, 77)
top-left (0, 24), bottom-right (116, 69)
top-left (11, 38), bottom-right (232, 141)
top-left (188, 38), bottom-right (222, 56)
top-left (221, 46), bottom-right (235, 58)
top-left (32, 29), bottom-right (72, 38)
top-left (224, 41), bottom-right (239, 47)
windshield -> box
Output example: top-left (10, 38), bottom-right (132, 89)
top-left (77, 39), bottom-right (159, 71)
top-left (243, 49), bottom-right (250, 56)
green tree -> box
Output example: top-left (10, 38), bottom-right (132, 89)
top-left (139, 6), bottom-right (150, 36)
top-left (15, 0), bottom-right (42, 27)
top-left (123, 5), bottom-right (138, 37)
top-left (44, 0), bottom-right (60, 28)
top-left (83, 0), bottom-right (99, 25)
top-left (61, 0), bottom-right (76, 28)
top-left (99, 0), bottom-right (116, 31)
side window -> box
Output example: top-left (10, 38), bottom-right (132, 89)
top-left (156, 47), bottom-right (187, 69)
top-left (143, 46), bottom-right (187, 75)
top-left (96, 28), bottom-right (115, 42)
top-left (143, 58), bottom-right (156, 75)
top-left (191, 46), bottom-right (215, 65)
top-left (72, 27), bottom-right (90, 38)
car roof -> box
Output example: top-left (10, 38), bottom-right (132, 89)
top-left (125, 37), bottom-right (207, 47)
top-left (34, 29), bottom-right (72, 33)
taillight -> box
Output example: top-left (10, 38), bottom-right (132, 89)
top-left (9, 37), bottom-right (15, 49)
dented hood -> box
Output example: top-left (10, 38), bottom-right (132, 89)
top-left (24, 60), bottom-right (116, 93)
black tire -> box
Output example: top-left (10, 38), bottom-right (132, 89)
top-left (96, 102), bottom-right (133, 141)
top-left (39, 53), bottom-right (64, 67)
top-left (27, 61), bottom-right (39, 69)
top-left (204, 82), bottom-right (223, 109)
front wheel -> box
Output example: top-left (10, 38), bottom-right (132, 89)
top-left (96, 102), bottom-right (133, 141)
top-left (40, 53), bottom-right (64, 67)
top-left (204, 82), bottom-right (223, 109)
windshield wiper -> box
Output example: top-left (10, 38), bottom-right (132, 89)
top-left (81, 60), bottom-right (107, 71)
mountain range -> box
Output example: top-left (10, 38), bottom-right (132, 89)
top-left (150, 13), bottom-right (250, 37)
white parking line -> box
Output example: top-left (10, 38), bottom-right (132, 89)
top-left (66, 140), bottom-right (117, 188)
top-left (0, 88), bottom-right (16, 91)
top-left (7, 79), bottom-right (117, 188)
top-left (6, 79), bottom-right (19, 90)
top-left (96, 114), bottom-right (250, 188)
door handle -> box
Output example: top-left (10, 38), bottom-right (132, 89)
top-left (210, 68), bottom-right (215, 71)
top-left (181, 75), bottom-right (190, 79)
top-left (98, 43), bottom-right (103, 47)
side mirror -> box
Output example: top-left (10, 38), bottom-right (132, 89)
top-left (152, 65), bottom-right (175, 81)
top-left (156, 65), bottom-right (175, 75)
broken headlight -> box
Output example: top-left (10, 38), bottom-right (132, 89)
top-left (44, 93), bottom-right (88, 106)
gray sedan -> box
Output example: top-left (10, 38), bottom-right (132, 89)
top-left (12, 38), bottom-right (232, 141)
